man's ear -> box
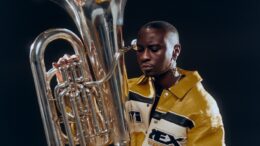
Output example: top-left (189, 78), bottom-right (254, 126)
top-left (172, 44), bottom-right (181, 60)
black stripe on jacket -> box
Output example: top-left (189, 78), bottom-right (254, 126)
top-left (152, 111), bottom-right (194, 129)
top-left (128, 91), bottom-right (153, 104)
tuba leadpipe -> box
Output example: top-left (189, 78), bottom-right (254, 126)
top-left (30, 0), bottom-right (129, 145)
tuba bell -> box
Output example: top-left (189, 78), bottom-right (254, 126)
top-left (29, 0), bottom-right (129, 145)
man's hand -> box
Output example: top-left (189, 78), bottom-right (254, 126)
top-left (52, 54), bottom-right (79, 83)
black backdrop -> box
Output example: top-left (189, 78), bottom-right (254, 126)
top-left (1, 0), bottom-right (260, 145)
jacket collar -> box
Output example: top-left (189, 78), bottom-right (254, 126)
top-left (168, 69), bottom-right (202, 98)
top-left (136, 68), bottom-right (202, 99)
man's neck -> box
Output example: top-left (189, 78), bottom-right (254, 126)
top-left (153, 69), bottom-right (180, 89)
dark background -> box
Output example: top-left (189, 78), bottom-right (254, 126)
top-left (1, 0), bottom-right (260, 145)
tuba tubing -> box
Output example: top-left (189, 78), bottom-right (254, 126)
top-left (30, 0), bottom-right (130, 145)
top-left (30, 29), bottom-right (86, 146)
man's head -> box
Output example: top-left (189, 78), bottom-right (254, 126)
top-left (136, 21), bottom-right (181, 77)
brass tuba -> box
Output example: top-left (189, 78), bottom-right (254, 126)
top-left (29, 0), bottom-right (129, 145)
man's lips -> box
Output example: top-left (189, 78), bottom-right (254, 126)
top-left (141, 64), bottom-right (153, 70)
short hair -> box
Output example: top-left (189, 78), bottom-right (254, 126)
top-left (138, 21), bottom-right (180, 46)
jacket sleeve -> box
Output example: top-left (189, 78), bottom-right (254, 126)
top-left (186, 114), bottom-right (225, 146)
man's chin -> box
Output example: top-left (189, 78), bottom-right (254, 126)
top-left (142, 70), bottom-right (156, 77)
top-left (142, 69), bottom-right (170, 77)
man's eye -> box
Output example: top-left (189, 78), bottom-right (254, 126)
top-left (149, 46), bottom-right (160, 52)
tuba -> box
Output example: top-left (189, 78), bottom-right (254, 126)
top-left (30, 0), bottom-right (129, 145)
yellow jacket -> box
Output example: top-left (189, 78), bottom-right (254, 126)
top-left (126, 69), bottom-right (225, 146)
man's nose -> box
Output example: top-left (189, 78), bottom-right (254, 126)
top-left (140, 48), bottom-right (151, 61)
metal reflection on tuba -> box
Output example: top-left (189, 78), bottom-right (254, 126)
top-left (29, 0), bottom-right (129, 145)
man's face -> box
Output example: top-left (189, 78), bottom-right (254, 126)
top-left (136, 28), bottom-right (173, 76)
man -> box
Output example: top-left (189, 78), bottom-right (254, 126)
top-left (126, 21), bottom-right (225, 146)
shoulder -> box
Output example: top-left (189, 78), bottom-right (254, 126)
top-left (185, 79), bottom-right (221, 119)
top-left (176, 69), bottom-right (221, 117)
top-left (180, 79), bottom-right (224, 131)
top-left (175, 69), bottom-right (225, 141)
top-left (128, 76), bottom-right (142, 88)
top-left (127, 75), bottom-right (155, 99)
